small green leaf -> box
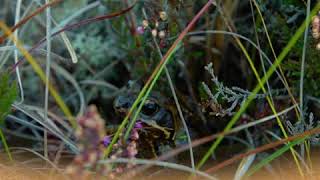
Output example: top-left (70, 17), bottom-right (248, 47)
top-left (0, 72), bottom-right (17, 161)
top-left (0, 72), bottom-right (17, 124)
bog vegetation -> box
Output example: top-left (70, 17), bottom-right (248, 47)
top-left (1, 0), bottom-right (320, 179)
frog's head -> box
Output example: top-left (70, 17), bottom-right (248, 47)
top-left (113, 94), bottom-right (175, 132)
top-left (113, 81), bottom-right (176, 137)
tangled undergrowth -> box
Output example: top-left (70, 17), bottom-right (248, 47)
top-left (1, 0), bottom-right (320, 179)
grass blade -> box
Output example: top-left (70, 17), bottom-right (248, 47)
top-left (246, 138), bottom-right (306, 177)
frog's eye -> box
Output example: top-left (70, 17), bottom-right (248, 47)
top-left (141, 100), bottom-right (159, 116)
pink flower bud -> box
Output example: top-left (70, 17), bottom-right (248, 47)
top-left (136, 26), bottom-right (145, 35)
top-left (131, 130), bottom-right (139, 140)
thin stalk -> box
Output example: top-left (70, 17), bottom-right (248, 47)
top-left (0, 129), bottom-right (12, 161)
top-left (44, 0), bottom-right (52, 159)
top-left (140, 7), bottom-right (195, 170)
top-left (300, 0), bottom-right (311, 122)
top-left (299, 0), bottom-right (311, 167)
top-left (249, 0), bottom-right (272, 106)
top-left (14, 0), bottom-right (24, 105)
top-left (99, 158), bottom-right (217, 180)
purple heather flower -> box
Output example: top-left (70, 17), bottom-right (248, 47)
top-left (134, 121), bottom-right (143, 129)
top-left (136, 26), bottom-right (144, 35)
top-left (102, 136), bottom-right (111, 147)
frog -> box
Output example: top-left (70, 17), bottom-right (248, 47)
top-left (113, 94), bottom-right (176, 137)
top-left (112, 81), bottom-right (180, 158)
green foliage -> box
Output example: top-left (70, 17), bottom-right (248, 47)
top-left (255, 0), bottom-right (305, 43)
top-left (241, 0), bottom-right (320, 98)
top-left (0, 72), bottom-right (17, 123)
top-left (0, 72), bottom-right (17, 161)
top-left (284, 37), bottom-right (320, 97)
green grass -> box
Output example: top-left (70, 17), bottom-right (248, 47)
top-left (0, 73), bottom-right (17, 161)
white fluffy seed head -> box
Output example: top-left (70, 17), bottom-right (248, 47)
top-left (160, 11), bottom-right (168, 21)
top-left (159, 30), bottom-right (165, 38)
top-left (312, 16), bottom-right (320, 39)
top-left (316, 43), bottom-right (320, 50)
top-left (142, 20), bottom-right (149, 28)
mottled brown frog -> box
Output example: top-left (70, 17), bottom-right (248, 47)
top-left (112, 84), bottom-right (179, 158)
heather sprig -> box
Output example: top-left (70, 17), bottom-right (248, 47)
top-left (67, 105), bottom-right (145, 179)
top-left (67, 105), bottom-right (106, 179)
top-left (104, 120), bottom-right (144, 179)
top-left (286, 113), bottom-right (320, 145)
top-left (202, 63), bottom-right (284, 116)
